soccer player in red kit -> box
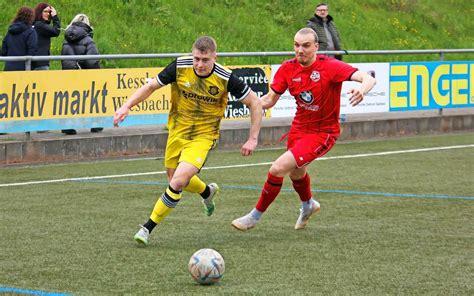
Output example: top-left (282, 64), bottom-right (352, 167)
top-left (232, 28), bottom-right (376, 231)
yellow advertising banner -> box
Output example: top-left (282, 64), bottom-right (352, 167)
top-left (0, 68), bottom-right (168, 120)
top-left (0, 65), bottom-right (270, 132)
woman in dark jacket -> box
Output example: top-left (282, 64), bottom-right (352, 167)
top-left (32, 2), bottom-right (61, 70)
top-left (61, 14), bottom-right (100, 70)
top-left (61, 13), bottom-right (102, 135)
top-left (1, 6), bottom-right (37, 71)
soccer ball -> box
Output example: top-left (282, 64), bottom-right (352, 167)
top-left (188, 248), bottom-right (225, 285)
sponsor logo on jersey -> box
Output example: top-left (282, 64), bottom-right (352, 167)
top-left (302, 104), bottom-right (320, 111)
top-left (310, 71), bottom-right (320, 82)
top-left (181, 90), bottom-right (218, 103)
top-left (184, 81), bottom-right (191, 88)
top-left (298, 90), bottom-right (319, 111)
top-left (208, 86), bottom-right (219, 95)
top-left (292, 77), bottom-right (302, 82)
top-left (299, 91), bottom-right (314, 104)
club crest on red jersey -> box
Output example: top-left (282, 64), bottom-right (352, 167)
top-left (310, 71), bottom-right (320, 82)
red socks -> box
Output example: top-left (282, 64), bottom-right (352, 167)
top-left (291, 173), bottom-right (312, 202)
top-left (255, 172), bottom-right (284, 212)
top-left (255, 173), bottom-right (312, 212)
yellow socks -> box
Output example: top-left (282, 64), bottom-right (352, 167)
top-left (150, 186), bottom-right (182, 223)
top-left (184, 175), bottom-right (206, 194)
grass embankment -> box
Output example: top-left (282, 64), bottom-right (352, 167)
top-left (0, 0), bottom-right (472, 69)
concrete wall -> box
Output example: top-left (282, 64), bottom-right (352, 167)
top-left (0, 112), bottom-right (473, 165)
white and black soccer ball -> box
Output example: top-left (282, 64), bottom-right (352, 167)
top-left (188, 248), bottom-right (225, 285)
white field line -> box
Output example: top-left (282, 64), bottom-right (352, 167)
top-left (1, 144), bottom-right (473, 188)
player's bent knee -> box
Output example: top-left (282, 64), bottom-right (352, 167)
top-left (289, 168), bottom-right (307, 180)
top-left (170, 177), bottom-right (190, 191)
top-left (269, 165), bottom-right (286, 178)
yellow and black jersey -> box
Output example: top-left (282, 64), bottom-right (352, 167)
top-left (156, 56), bottom-right (251, 140)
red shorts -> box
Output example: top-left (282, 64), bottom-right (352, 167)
top-left (287, 132), bottom-right (337, 168)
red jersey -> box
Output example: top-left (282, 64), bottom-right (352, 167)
top-left (271, 55), bottom-right (357, 135)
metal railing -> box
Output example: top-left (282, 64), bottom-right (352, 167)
top-left (1, 49), bottom-right (474, 70)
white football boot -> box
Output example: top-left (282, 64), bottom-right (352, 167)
top-left (203, 183), bottom-right (219, 216)
top-left (231, 213), bottom-right (258, 231)
top-left (294, 199), bottom-right (321, 230)
top-left (134, 225), bottom-right (150, 245)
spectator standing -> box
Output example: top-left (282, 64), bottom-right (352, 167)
top-left (32, 2), bottom-right (60, 70)
top-left (306, 2), bottom-right (343, 60)
top-left (60, 14), bottom-right (102, 135)
top-left (1, 6), bottom-right (37, 71)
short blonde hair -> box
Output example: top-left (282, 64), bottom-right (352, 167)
top-left (66, 13), bottom-right (91, 30)
top-left (296, 28), bottom-right (319, 43)
top-left (192, 36), bottom-right (217, 53)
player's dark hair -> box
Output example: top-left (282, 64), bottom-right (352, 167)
top-left (12, 6), bottom-right (35, 26)
top-left (297, 28), bottom-right (319, 43)
top-left (193, 36), bottom-right (217, 53)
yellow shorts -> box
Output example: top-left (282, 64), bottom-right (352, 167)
top-left (164, 135), bottom-right (217, 170)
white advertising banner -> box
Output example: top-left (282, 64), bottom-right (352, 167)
top-left (269, 64), bottom-right (297, 118)
top-left (340, 62), bottom-right (389, 114)
top-left (270, 62), bottom-right (390, 117)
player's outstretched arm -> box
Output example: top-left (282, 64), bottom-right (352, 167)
top-left (347, 71), bottom-right (376, 106)
top-left (240, 90), bottom-right (262, 156)
top-left (113, 79), bottom-right (162, 127)
top-left (260, 89), bottom-right (281, 109)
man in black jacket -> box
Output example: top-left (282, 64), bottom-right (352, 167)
top-left (306, 3), bottom-right (343, 60)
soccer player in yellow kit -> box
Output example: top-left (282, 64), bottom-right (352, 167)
top-left (114, 36), bottom-right (262, 245)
